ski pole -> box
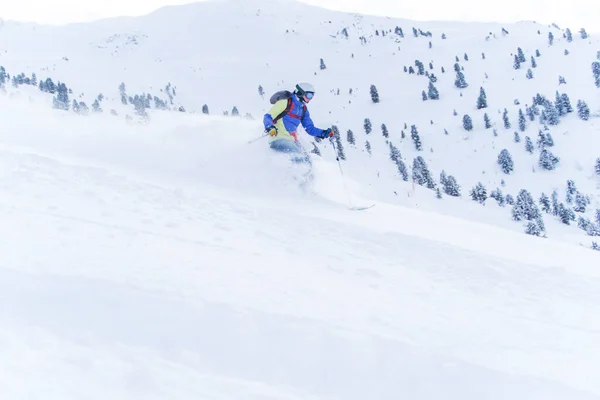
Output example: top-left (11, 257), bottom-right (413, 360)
top-left (329, 138), bottom-right (354, 207)
top-left (247, 133), bottom-right (269, 144)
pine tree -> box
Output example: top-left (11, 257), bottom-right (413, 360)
top-left (427, 81), bottom-right (439, 100)
top-left (514, 131), bottom-right (521, 143)
top-left (454, 70), bottom-right (468, 88)
top-left (442, 174), bottom-right (461, 197)
top-left (566, 28), bottom-right (572, 42)
top-left (202, 104), bottom-right (209, 114)
top-left (551, 190), bottom-right (560, 216)
top-left (396, 159), bottom-right (409, 181)
top-left (561, 94), bottom-right (573, 113)
top-left (389, 142), bottom-right (401, 163)
top-left (476, 87), bottom-right (487, 109)
top-left (517, 47), bottom-right (526, 62)
top-left (539, 193), bottom-right (551, 213)
top-left (436, 187), bottom-right (442, 199)
top-left (347, 129), bottom-right (355, 145)
top-left (595, 158), bottom-right (600, 175)
top-left (526, 68), bottom-right (533, 79)
top-left (412, 156), bottom-right (435, 189)
top-left (545, 102), bottom-right (560, 125)
top-left (484, 113), bottom-right (492, 129)
top-left (566, 180), bottom-right (577, 204)
top-left (539, 148), bottom-right (560, 170)
top-left (518, 109), bottom-right (526, 131)
top-left (526, 105), bottom-right (535, 121)
top-left (463, 114), bottom-right (473, 131)
top-left (503, 108), bottom-right (511, 129)
top-left (119, 82), bottom-right (127, 105)
top-left (525, 136), bottom-right (534, 154)
top-left (577, 100), bottom-right (590, 120)
top-left (231, 106), bottom-right (239, 116)
top-left (422, 90), bottom-right (428, 101)
top-left (512, 189), bottom-right (541, 221)
top-left (497, 149), bottom-right (514, 174)
top-left (381, 123), bottom-right (389, 138)
top-left (513, 55), bottom-right (521, 69)
top-left (320, 58), bottom-right (327, 70)
top-left (364, 118), bottom-right (372, 134)
top-left (370, 84), bottom-right (380, 103)
top-left (592, 62), bottom-right (600, 88)
top-left (332, 125), bottom-right (346, 160)
top-left (411, 125), bottom-right (422, 151)
top-left (258, 85), bottom-right (264, 98)
top-left (92, 99), bottom-right (102, 113)
top-left (470, 182), bottom-right (488, 204)
top-left (505, 194), bottom-right (515, 205)
top-left (491, 188), bottom-right (506, 206)
top-left (574, 192), bottom-right (590, 213)
top-left (365, 140), bottom-right (371, 155)
top-left (580, 28), bottom-right (589, 39)
top-left (531, 56), bottom-right (537, 68)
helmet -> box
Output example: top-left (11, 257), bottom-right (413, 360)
top-left (294, 82), bottom-right (315, 102)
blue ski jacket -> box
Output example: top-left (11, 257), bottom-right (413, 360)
top-left (263, 93), bottom-right (326, 142)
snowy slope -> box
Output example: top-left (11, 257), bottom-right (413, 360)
top-left (1, 0), bottom-right (600, 246)
top-left (2, 91), bottom-right (600, 400)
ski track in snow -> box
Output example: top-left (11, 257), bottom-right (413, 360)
top-left (1, 138), bottom-right (600, 399)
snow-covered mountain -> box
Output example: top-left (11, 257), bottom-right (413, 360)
top-left (2, 1), bottom-right (600, 399)
top-left (2, 0), bottom-right (600, 246)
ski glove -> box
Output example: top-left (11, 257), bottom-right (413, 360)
top-left (320, 128), bottom-right (334, 139)
top-left (265, 125), bottom-right (278, 136)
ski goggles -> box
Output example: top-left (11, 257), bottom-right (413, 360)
top-left (304, 92), bottom-right (314, 99)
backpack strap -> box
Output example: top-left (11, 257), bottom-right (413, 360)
top-left (272, 98), bottom-right (292, 124)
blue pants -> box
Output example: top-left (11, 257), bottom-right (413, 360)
top-left (270, 139), bottom-right (311, 164)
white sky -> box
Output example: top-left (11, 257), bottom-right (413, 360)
top-left (0, 0), bottom-right (597, 30)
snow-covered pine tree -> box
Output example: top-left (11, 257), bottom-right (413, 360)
top-left (463, 114), bottom-right (473, 131)
top-left (320, 58), bottom-right (327, 70)
top-left (517, 47), bottom-right (526, 62)
top-left (566, 28), bottom-right (572, 42)
top-left (490, 188), bottom-right (506, 206)
top-left (454, 70), bottom-right (468, 88)
top-left (539, 193), bottom-right (551, 213)
top-left (512, 189), bottom-right (541, 221)
top-left (347, 129), bottom-right (355, 145)
top-left (422, 91), bottom-right (428, 101)
top-left (514, 131), bottom-right (521, 143)
top-left (364, 118), bottom-right (372, 134)
top-left (381, 123), bottom-right (389, 138)
top-left (332, 125), bottom-right (346, 160)
top-left (548, 32), bottom-right (554, 45)
top-left (574, 192), bottom-right (588, 213)
top-left (365, 140), bottom-right (371, 155)
top-left (412, 156), bottom-right (435, 189)
top-left (577, 100), bottom-right (590, 120)
top-left (202, 104), bottom-right (209, 114)
top-left (470, 182), bottom-right (488, 204)
top-left (484, 113), bottom-right (491, 129)
top-left (498, 149), bottom-right (514, 174)
top-left (411, 125), bottom-right (422, 151)
top-left (525, 136), bottom-right (534, 154)
top-left (428, 81), bottom-right (439, 100)
top-left (370, 84), bottom-right (380, 103)
top-left (518, 109), bottom-right (526, 131)
top-left (476, 87), bottom-right (487, 109)
top-left (531, 56), bottom-right (537, 68)
top-left (526, 68), bottom-right (534, 79)
top-left (592, 62), bottom-right (600, 88)
top-left (503, 108), bottom-right (511, 129)
top-left (595, 158), bottom-right (600, 175)
top-left (539, 148), bottom-right (560, 170)
top-left (561, 94), bottom-right (573, 113)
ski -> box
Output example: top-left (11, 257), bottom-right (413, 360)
top-left (349, 204), bottom-right (375, 211)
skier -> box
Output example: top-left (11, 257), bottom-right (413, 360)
top-left (263, 82), bottom-right (334, 163)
